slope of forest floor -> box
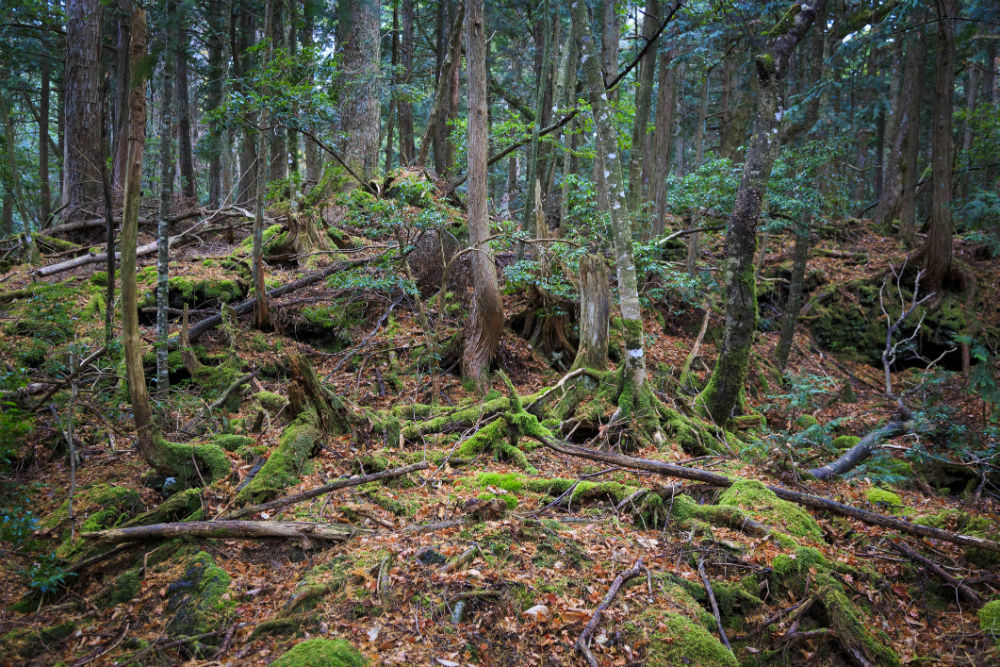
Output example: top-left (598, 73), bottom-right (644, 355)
top-left (1, 180), bottom-right (999, 667)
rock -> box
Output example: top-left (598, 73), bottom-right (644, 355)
top-left (415, 546), bottom-right (447, 566)
top-left (165, 551), bottom-right (233, 655)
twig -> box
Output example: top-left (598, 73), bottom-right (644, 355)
top-left (576, 557), bottom-right (646, 667)
top-left (888, 541), bottom-right (982, 606)
top-left (698, 555), bottom-right (732, 651)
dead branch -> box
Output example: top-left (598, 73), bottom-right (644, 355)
top-left (888, 541), bottom-right (983, 606)
top-left (576, 556), bottom-right (646, 667)
top-left (223, 461), bottom-right (429, 520)
top-left (81, 520), bottom-right (367, 545)
top-left (179, 371), bottom-right (257, 433)
top-left (807, 420), bottom-right (908, 479)
top-left (698, 555), bottom-right (732, 651)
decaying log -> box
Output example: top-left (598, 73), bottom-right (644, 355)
top-left (888, 541), bottom-right (983, 606)
top-left (576, 557), bottom-right (646, 667)
top-left (223, 461), bottom-right (429, 520)
top-left (531, 436), bottom-right (1000, 554)
top-left (81, 520), bottom-right (365, 545)
top-left (808, 421), bottom-right (908, 479)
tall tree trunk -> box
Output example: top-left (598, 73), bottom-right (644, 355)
top-left (576, 0), bottom-right (648, 411)
top-left (234, 8), bottom-right (257, 205)
top-left (1, 90), bottom-right (13, 236)
top-left (39, 17), bottom-right (51, 226)
top-left (301, 4), bottom-right (321, 189)
top-left (922, 0), bottom-right (957, 293)
top-left (268, 0), bottom-right (288, 185)
top-left (876, 38), bottom-right (906, 226)
top-left (204, 0), bottom-right (226, 207)
top-left (650, 48), bottom-right (675, 238)
top-left (398, 0), bottom-right (416, 164)
top-left (960, 63), bottom-right (978, 198)
top-left (695, 0), bottom-right (826, 426)
top-left (384, 0), bottom-right (399, 173)
top-left (253, 0), bottom-right (274, 330)
top-left (175, 6), bottom-right (196, 200)
top-left (626, 0), bottom-right (658, 214)
top-left (572, 255), bottom-right (610, 371)
top-left (111, 1), bottom-right (131, 191)
top-left (694, 72), bottom-right (709, 167)
top-left (156, 8), bottom-right (176, 394)
top-left (338, 0), bottom-right (381, 180)
top-left (461, 0), bottom-right (503, 391)
top-left (63, 0), bottom-right (104, 220)
top-left (774, 220), bottom-right (811, 370)
top-left (521, 0), bottom-right (552, 238)
top-left (417, 4), bottom-right (464, 171)
top-left (899, 41), bottom-right (922, 249)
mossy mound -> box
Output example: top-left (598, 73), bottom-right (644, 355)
top-left (142, 275), bottom-right (246, 310)
top-left (980, 599), bottom-right (1000, 645)
top-left (646, 613), bottom-right (738, 667)
top-left (235, 409), bottom-right (320, 505)
top-left (771, 546), bottom-right (901, 666)
top-left (165, 551), bottom-right (233, 655)
top-left (96, 569), bottom-right (142, 608)
top-left (212, 433), bottom-right (256, 452)
top-left (269, 638), bottom-right (366, 667)
top-left (913, 509), bottom-right (1000, 568)
top-left (253, 390), bottom-right (289, 412)
top-left (283, 550), bottom-right (388, 614)
top-left (717, 479), bottom-right (824, 541)
top-left (0, 621), bottom-right (77, 660)
top-left (832, 434), bottom-right (861, 450)
top-left (42, 484), bottom-right (144, 559)
top-left (865, 487), bottom-right (902, 508)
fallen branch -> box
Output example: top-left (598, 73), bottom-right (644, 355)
top-left (807, 420), bottom-right (908, 479)
top-left (698, 556), bottom-right (732, 651)
top-left (223, 461), bottom-right (429, 520)
top-left (576, 557), bottom-right (646, 667)
top-left (888, 541), bottom-right (983, 606)
top-left (532, 436), bottom-right (1000, 553)
top-left (179, 371), bottom-right (257, 433)
top-left (81, 520), bottom-right (366, 545)
top-left (186, 254), bottom-right (382, 343)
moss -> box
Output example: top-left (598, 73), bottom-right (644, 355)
top-left (980, 599), bottom-right (1000, 644)
top-left (283, 551), bottom-right (387, 614)
top-left (250, 612), bottom-right (319, 639)
top-left (254, 390), bottom-right (289, 412)
top-left (646, 613), bottom-right (738, 667)
top-left (96, 569), bottom-right (142, 608)
top-left (124, 488), bottom-right (202, 526)
top-left (45, 484), bottom-right (144, 558)
top-left (165, 551), bottom-right (233, 652)
top-left (865, 487), bottom-right (902, 507)
top-left (472, 472), bottom-right (525, 493)
top-left (832, 434), bottom-right (861, 450)
top-left (212, 434), bottom-right (255, 452)
top-left (1, 622), bottom-right (77, 659)
top-left (149, 435), bottom-right (232, 485)
top-left (717, 479), bottom-right (823, 541)
top-left (270, 639), bottom-right (366, 667)
top-left (236, 409), bottom-right (320, 505)
top-left (795, 414), bottom-right (819, 430)
top-left (913, 509), bottom-right (999, 568)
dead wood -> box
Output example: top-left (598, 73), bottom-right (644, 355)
top-left (698, 555), bottom-right (732, 651)
top-left (81, 520), bottom-right (366, 545)
top-left (576, 556), bottom-right (646, 667)
top-left (222, 462), bottom-right (429, 520)
top-left (888, 541), bottom-right (983, 606)
top-left (807, 420), bottom-right (908, 479)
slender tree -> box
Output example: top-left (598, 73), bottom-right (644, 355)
top-left (461, 0), bottom-right (503, 391)
top-left (156, 5), bottom-right (176, 394)
top-left (695, 0), bottom-right (826, 426)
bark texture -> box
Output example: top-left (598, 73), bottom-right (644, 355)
top-left (63, 0), bottom-right (104, 220)
top-left (572, 255), bottom-right (610, 371)
top-left (338, 0), bottom-right (381, 180)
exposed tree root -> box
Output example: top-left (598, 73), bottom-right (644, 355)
top-left (81, 520), bottom-right (366, 545)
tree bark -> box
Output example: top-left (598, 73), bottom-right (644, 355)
top-left (417, 4), bottom-right (464, 172)
top-left (253, 0), bottom-right (274, 330)
top-left (650, 49), bottom-right (675, 238)
top-left (63, 0), bottom-right (104, 220)
top-left (461, 0), bottom-right (503, 392)
top-left (156, 6), bottom-right (176, 394)
top-left (572, 255), bottom-right (610, 371)
top-left (301, 4), bottom-right (321, 189)
top-left (174, 6), bottom-right (196, 200)
top-left (875, 38), bottom-right (905, 226)
top-left (521, 0), bottom-right (552, 238)
top-left (921, 0), bottom-right (957, 293)
top-left (774, 220), bottom-right (811, 370)
top-left (695, 0), bottom-right (826, 426)
top-left (39, 4), bottom-right (51, 226)
top-left (899, 42), bottom-right (922, 249)
top-left (204, 0), bottom-right (227, 207)
top-left (234, 8), bottom-right (257, 206)
top-left (576, 0), bottom-right (646, 399)
top-left (83, 520), bottom-right (362, 545)
top-left (397, 0), bottom-right (416, 164)
top-left (338, 0), bottom-right (381, 180)
top-left (626, 0), bottom-right (658, 215)
top-left (267, 0), bottom-right (288, 185)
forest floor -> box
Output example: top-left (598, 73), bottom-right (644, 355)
top-left (1, 179), bottom-right (999, 667)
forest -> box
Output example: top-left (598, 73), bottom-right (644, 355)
top-left (0, 0), bottom-right (999, 664)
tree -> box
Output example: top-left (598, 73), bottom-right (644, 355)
top-left (63, 0), bottom-right (103, 219)
top-left (156, 1), bottom-right (176, 394)
top-left (338, 0), bottom-right (381, 180)
top-left (695, 1), bottom-right (826, 426)
top-left (461, 0), bottom-right (503, 392)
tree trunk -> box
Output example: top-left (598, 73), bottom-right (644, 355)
top-left (111, 1), bottom-right (131, 191)
top-left (119, 7), bottom-right (156, 464)
top-left (253, 0), bottom-right (274, 330)
top-left (39, 6), bottom-right (51, 226)
top-left (417, 4), bottom-right (464, 172)
top-left (175, 7), bottom-right (196, 200)
top-left (521, 0), bottom-right (552, 237)
top-left (572, 255), bottom-right (610, 371)
top-left (63, 0), bottom-right (104, 220)
top-left (156, 9), bottom-right (176, 394)
top-left (898, 42), bottom-right (922, 249)
top-left (875, 38), bottom-right (904, 226)
top-left (384, 0), bottom-right (399, 173)
top-left (397, 0), bottom-right (416, 164)
top-left (922, 0), bottom-right (957, 293)
top-left (234, 10), bottom-right (257, 206)
top-left (301, 5), bottom-right (321, 189)
top-left (575, 0), bottom-right (647, 404)
top-left (693, 73), bottom-right (709, 168)
top-left (774, 220), bottom-right (811, 370)
top-left (461, 0), bottom-right (503, 392)
top-left (601, 0), bottom-right (619, 100)
top-left (626, 0), bottom-right (658, 215)
top-left (268, 0), bottom-right (288, 185)
top-left (695, 0), bottom-right (826, 425)
top-left (649, 49), bottom-right (675, 238)
top-left (1, 90), bottom-right (13, 236)
top-left (338, 0), bottom-right (381, 180)
top-left (960, 63), bottom-right (978, 198)
top-left (204, 0), bottom-right (226, 207)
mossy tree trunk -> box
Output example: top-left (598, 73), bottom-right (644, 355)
top-left (649, 47), bottom-right (675, 239)
top-left (774, 219), bottom-right (811, 371)
top-left (461, 0), bottom-right (503, 393)
top-left (572, 255), bottom-right (610, 371)
top-left (521, 0), bottom-right (551, 237)
top-left (696, 0), bottom-right (826, 426)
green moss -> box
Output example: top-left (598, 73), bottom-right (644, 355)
top-left (45, 484), bottom-right (144, 558)
top-left (832, 434), bottom-right (861, 450)
top-left (236, 410), bottom-right (320, 505)
top-left (0, 622), bottom-right (77, 659)
top-left (270, 639), bottom-right (366, 667)
top-left (980, 599), bottom-right (1000, 643)
top-left (795, 414), bottom-right (819, 430)
top-left (472, 472), bottom-right (525, 494)
top-left (250, 612), bottom-right (319, 639)
top-left (646, 613), bottom-right (738, 667)
top-left (865, 487), bottom-right (902, 507)
top-left (149, 435), bottom-right (232, 485)
top-left (96, 569), bottom-right (142, 608)
top-left (254, 390), bottom-right (289, 412)
top-left (212, 434), bottom-right (255, 452)
top-left (124, 488), bottom-right (202, 526)
top-left (284, 551), bottom-right (387, 614)
top-left (913, 509), bottom-right (999, 567)
top-left (717, 479), bottom-right (823, 540)
top-left (165, 552), bottom-right (233, 653)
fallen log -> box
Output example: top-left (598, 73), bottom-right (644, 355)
top-left (532, 436), bottom-right (1000, 554)
top-left (808, 421), bottom-right (908, 479)
top-left (81, 520), bottom-right (365, 545)
top-left (888, 541), bottom-right (983, 606)
top-left (186, 254), bottom-right (381, 343)
top-left (223, 461), bottom-right (429, 520)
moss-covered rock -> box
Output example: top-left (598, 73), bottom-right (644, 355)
top-left (212, 433), bottom-right (255, 452)
top-left (832, 434), bottom-right (861, 450)
top-left (283, 550), bottom-right (388, 614)
top-left (96, 569), bottom-right (142, 608)
top-left (143, 275), bottom-right (246, 311)
top-left (253, 390), bottom-right (289, 412)
top-left (235, 409), bottom-right (320, 505)
top-left (269, 638), bottom-right (366, 667)
top-left (980, 599), bottom-right (1000, 644)
top-left (865, 487), bottom-right (902, 508)
top-left (124, 487), bottom-right (202, 526)
top-left (646, 613), bottom-right (738, 667)
top-left (165, 551), bottom-right (233, 654)
top-left (43, 484), bottom-right (144, 559)
top-left (717, 479), bottom-right (823, 540)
